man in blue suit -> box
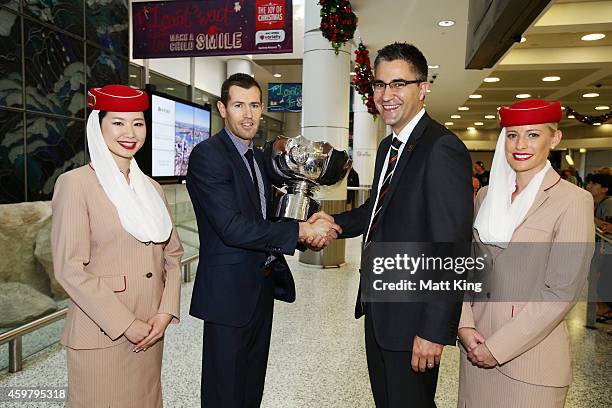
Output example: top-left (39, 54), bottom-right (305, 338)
top-left (186, 73), bottom-right (339, 408)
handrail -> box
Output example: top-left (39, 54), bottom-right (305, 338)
top-left (595, 229), bottom-right (612, 243)
top-left (0, 309), bottom-right (68, 346)
top-left (1, 253), bottom-right (199, 374)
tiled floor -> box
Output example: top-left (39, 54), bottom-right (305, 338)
top-left (1, 237), bottom-right (610, 407)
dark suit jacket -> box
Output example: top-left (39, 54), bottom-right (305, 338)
top-left (186, 129), bottom-right (299, 327)
top-left (335, 113), bottom-right (473, 351)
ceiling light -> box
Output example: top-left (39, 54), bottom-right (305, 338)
top-left (565, 154), bottom-right (574, 166)
top-left (467, 127), bottom-right (476, 131)
top-left (166, 87), bottom-right (175, 91)
top-left (483, 77), bottom-right (500, 83)
top-left (520, 36), bottom-right (527, 43)
top-left (593, 122), bottom-right (602, 126)
top-left (595, 105), bottom-right (610, 110)
top-left (583, 92), bottom-right (599, 98)
top-left (516, 93), bottom-right (531, 99)
top-left (437, 20), bottom-right (455, 27)
top-left (428, 65), bottom-right (439, 69)
top-left (451, 114), bottom-right (461, 119)
top-left (474, 122), bottom-right (484, 126)
top-left (468, 94), bottom-right (482, 99)
top-left (484, 114), bottom-right (496, 119)
top-left (579, 148), bottom-right (587, 153)
top-left (273, 73), bottom-right (282, 78)
top-left (542, 76), bottom-right (560, 82)
top-left (445, 122), bottom-right (454, 126)
top-left (129, 74), bottom-right (137, 78)
top-left (458, 106), bottom-right (470, 111)
top-left (581, 33), bottom-right (605, 41)
top-left (568, 114), bottom-right (575, 119)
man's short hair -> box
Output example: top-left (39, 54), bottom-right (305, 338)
top-left (374, 42), bottom-right (428, 82)
top-left (590, 173), bottom-right (612, 195)
top-left (220, 73), bottom-right (262, 107)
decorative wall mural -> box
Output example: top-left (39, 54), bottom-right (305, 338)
top-left (86, 45), bottom-right (128, 89)
top-left (86, 0), bottom-right (128, 56)
top-left (25, 114), bottom-right (85, 201)
top-left (0, 110), bottom-right (25, 203)
top-left (0, 0), bottom-right (19, 11)
top-left (24, 22), bottom-right (85, 117)
top-left (0, 8), bottom-right (22, 108)
top-left (0, 1), bottom-right (127, 202)
top-left (24, 0), bottom-right (85, 37)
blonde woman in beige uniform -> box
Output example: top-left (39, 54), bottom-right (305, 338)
top-left (51, 85), bottom-right (183, 407)
top-left (457, 99), bottom-right (594, 408)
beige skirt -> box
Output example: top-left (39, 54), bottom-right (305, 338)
top-left (65, 339), bottom-right (164, 408)
top-left (458, 352), bottom-right (568, 408)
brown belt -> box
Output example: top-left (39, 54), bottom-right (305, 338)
top-left (262, 265), bottom-right (273, 277)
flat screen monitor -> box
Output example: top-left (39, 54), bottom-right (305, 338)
top-left (138, 88), bottom-right (211, 180)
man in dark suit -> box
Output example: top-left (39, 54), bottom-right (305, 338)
top-left (310, 43), bottom-right (473, 407)
top-left (186, 73), bottom-right (339, 408)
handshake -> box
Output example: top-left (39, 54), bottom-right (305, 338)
top-left (298, 211), bottom-right (341, 251)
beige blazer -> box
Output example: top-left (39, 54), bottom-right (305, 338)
top-left (459, 168), bottom-right (594, 387)
top-left (51, 165), bottom-right (183, 350)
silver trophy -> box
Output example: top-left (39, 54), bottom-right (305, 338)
top-left (264, 135), bottom-right (352, 221)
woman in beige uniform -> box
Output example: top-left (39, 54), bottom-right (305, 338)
top-left (51, 85), bottom-right (183, 408)
top-left (457, 99), bottom-right (594, 407)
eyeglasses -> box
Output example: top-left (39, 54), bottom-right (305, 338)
top-left (371, 79), bottom-right (423, 92)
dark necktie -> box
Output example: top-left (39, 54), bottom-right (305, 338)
top-left (244, 149), bottom-right (262, 212)
top-left (365, 137), bottom-right (403, 245)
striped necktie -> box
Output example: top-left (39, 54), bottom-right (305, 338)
top-left (364, 137), bottom-right (403, 245)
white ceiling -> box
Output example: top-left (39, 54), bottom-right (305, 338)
top-left (253, 0), bottom-right (612, 139)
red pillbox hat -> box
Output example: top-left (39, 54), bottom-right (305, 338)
top-left (499, 99), bottom-right (562, 127)
top-left (87, 85), bottom-right (149, 112)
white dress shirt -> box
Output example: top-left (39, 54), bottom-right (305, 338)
top-left (364, 108), bottom-right (426, 242)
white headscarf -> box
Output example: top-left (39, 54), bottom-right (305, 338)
top-left (87, 110), bottom-right (172, 243)
top-left (474, 128), bottom-right (551, 248)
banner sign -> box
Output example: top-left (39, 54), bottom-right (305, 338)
top-left (132, 0), bottom-right (293, 59)
top-left (267, 83), bottom-right (302, 112)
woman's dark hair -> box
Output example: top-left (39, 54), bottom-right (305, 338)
top-left (98, 110), bottom-right (107, 127)
top-left (590, 173), bottom-right (612, 195)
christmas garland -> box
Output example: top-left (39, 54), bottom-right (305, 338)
top-left (319, 0), bottom-right (357, 54)
top-left (353, 42), bottom-right (377, 116)
top-left (566, 107), bottom-right (612, 125)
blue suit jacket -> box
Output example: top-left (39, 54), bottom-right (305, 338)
top-left (186, 129), bottom-right (299, 327)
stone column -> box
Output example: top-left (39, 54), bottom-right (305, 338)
top-left (299, 0), bottom-right (351, 267)
top-left (226, 58), bottom-right (253, 77)
top-left (352, 87), bottom-right (378, 186)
